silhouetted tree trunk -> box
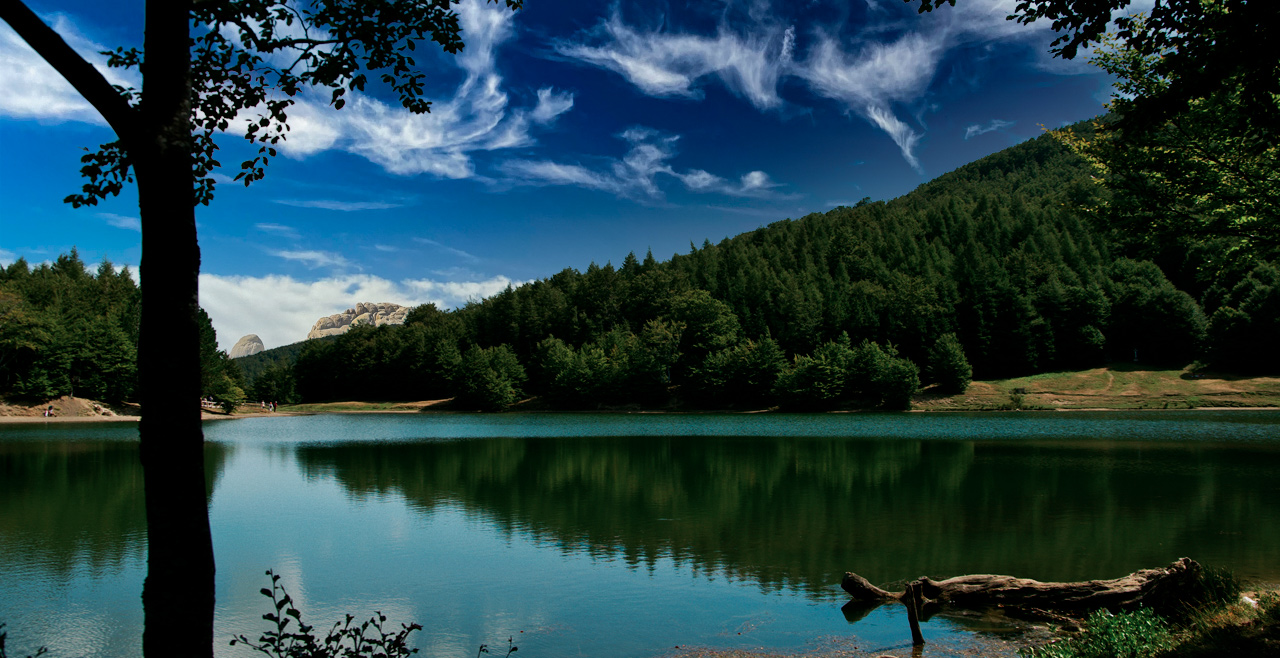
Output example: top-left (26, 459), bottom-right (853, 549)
top-left (0, 3), bottom-right (214, 656)
top-left (134, 4), bottom-right (215, 657)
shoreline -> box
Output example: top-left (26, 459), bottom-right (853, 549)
top-left (3, 404), bottom-right (1279, 424)
top-left (5, 363), bottom-right (1279, 423)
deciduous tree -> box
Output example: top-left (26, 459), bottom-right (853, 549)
top-left (911, 0), bottom-right (1280, 253)
top-left (0, 1), bottom-right (520, 655)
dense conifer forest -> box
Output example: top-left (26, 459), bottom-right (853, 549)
top-left (0, 249), bottom-right (245, 408)
top-left (4, 131), bottom-right (1278, 411)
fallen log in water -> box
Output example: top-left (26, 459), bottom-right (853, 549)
top-left (842, 557), bottom-right (1203, 614)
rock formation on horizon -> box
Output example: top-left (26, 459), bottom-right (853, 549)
top-left (307, 302), bottom-right (409, 340)
top-left (229, 334), bottom-right (266, 358)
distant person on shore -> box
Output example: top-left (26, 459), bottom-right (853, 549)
top-left (44, 405), bottom-right (53, 417)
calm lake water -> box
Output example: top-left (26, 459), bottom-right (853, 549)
top-left (3, 410), bottom-right (1280, 658)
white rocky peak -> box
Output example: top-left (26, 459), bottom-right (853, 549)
top-left (307, 302), bottom-right (410, 340)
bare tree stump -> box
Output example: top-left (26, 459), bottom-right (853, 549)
top-left (841, 557), bottom-right (1203, 615)
top-left (905, 581), bottom-right (926, 646)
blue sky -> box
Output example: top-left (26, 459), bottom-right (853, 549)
top-left (0, 0), bottom-right (1123, 349)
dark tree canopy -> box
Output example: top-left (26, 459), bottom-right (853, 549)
top-left (0, 2), bottom-right (522, 657)
top-left (909, 0), bottom-right (1280, 141)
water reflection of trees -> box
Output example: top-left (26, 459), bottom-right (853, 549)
top-left (297, 436), bottom-right (1280, 596)
top-left (0, 440), bottom-right (229, 576)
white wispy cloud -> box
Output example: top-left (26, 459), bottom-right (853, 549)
top-left (254, 223), bottom-right (301, 239)
top-left (267, 0), bottom-right (571, 178)
top-left (793, 33), bottom-right (941, 172)
top-left (98, 212), bottom-right (141, 231)
top-left (269, 249), bottom-right (352, 269)
top-left (413, 238), bottom-right (479, 262)
top-left (556, 1), bottom-right (1068, 171)
top-left (0, 248), bottom-right (16, 267)
top-left (3, 2), bottom-right (569, 181)
top-left (500, 127), bottom-right (783, 200)
top-left (964, 118), bottom-right (1014, 139)
top-left (556, 13), bottom-right (793, 110)
top-left (0, 14), bottom-right (139, 124)
top-left (272, 199), bottom-right (405, 211)
top-left (531, 87), bottom-right (574, 124)
top-left (199, 272), bottom-right (517, 350)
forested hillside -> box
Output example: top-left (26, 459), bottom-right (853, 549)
top-left (285, 130), bottom-right (1278, 410)
top-left (5, 131), bottom-right (1277, 411)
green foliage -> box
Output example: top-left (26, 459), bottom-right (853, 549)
top-left (72, 317), bottom-right (137, 401)
top-left (663, 289), bottom-right (742, 375)
top-left (290, 324), bottom-right (461, 403)
top-left (0, 250), bottom-right (140, 402)
top-left (773, 337), bottom-right (919, 410)
top-left (535, 337), bottom-right (620, 407)
top-left (454, 345), bottom-right (526, 411)
top-left (208, 374), bottom-right (246, 414)
top-left (1054, 30), bottom-right (1280, 257)
top-left (234, 337), bottom-right (331, 387)
top-left (251, 363), bottom-right (298, 405)
top-left (1204, 263), bottom-right (1280, 372)
top-left (689, 338), bottom-right (786, 408)
top-left (197, 308), bottom-right (247, 411)
top-left (1106, 259), bottom-right (1207, 365)
top-left (875, 356), bottom-right (921, 411)
top-left (1021, 608), bottom-right (1177, 658)
top-left (230, 570), bottom-right (422, 658)
top-left (774, 352), bottom-right (846, 411)
top-left (630, 319), bottom-right (684, 398)
top-left (914, 0), bottom-right (1280, 166)
top-left (928, 333), bottom-right (972, 394)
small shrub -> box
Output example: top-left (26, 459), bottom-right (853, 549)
top-left (927, 333), bottom-right (972, 394)
top-left (1193, 566), bottom-right (1243, 609)
top-left (477, 636), bottom-right (519, 658)
top-left (1020, 608), bottom-right (1177, 658)
top-left (1259, 591), bottom-right (1280, 626)
top-left (231, 570), bottom-right (422, 658)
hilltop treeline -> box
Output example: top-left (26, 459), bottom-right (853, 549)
top-left (0, 250), bottom-right (244, 406)
top-left (273, 132), bottom-right (1277, 410)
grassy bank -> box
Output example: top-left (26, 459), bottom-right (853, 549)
top-left (1022, 591), bottom-right (1280, 658)
top-left (913, 364), bottom-right (1280, 412)
top-left (278, 399), bottom-right (455, 414)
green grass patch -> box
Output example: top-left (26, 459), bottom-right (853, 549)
top-left (1022, 607), bottom-right (1177, 658)
top-left (1020, 568), bottom-right (1279, 658)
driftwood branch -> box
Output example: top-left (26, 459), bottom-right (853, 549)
top-left (842, 557), bottom-right (1203, 614)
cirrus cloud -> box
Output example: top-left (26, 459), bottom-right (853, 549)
top-left (556, 0), bottom-right (1066, 172)
top-left (500, 127), bottom-right (783, 200)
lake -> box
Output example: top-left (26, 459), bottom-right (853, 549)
top-left (2, 410), bottom-right (1280, 657)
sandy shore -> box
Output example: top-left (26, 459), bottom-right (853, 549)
top-left (0, 410), bottom-right (304, 424)
top-left (0, 414), bottom-right (140, 424)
